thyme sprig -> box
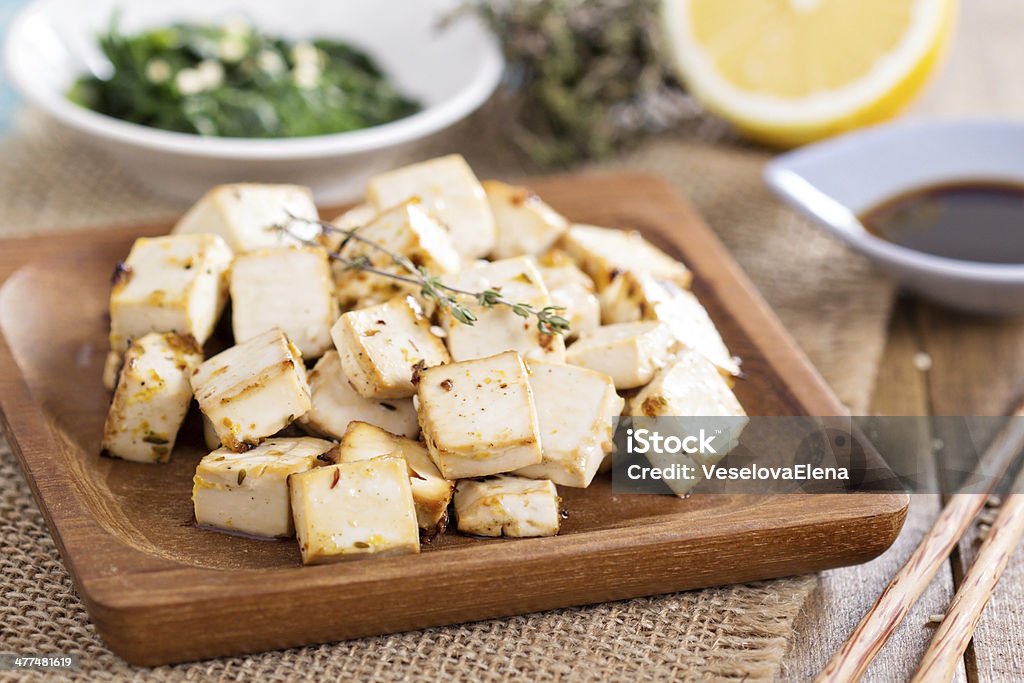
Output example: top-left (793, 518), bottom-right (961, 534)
top-left (449, 0), bottom-right (711, 166)
top-left (273, 215), bottom-right (571, 336)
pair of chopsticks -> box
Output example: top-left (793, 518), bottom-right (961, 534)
top-left (817, 400), bottom-right (1024, 683)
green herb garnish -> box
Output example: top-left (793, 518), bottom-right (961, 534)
top-left (273, 216), bottom-right (572, 337)
top-left (69, 18), bottom-right (421, 138)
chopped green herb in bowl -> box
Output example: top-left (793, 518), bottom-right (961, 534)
top-left (69, 19), bottom-right (422, 138)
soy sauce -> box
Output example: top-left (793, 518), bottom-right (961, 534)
top-left (859, 181), bottom-right (1024, 264)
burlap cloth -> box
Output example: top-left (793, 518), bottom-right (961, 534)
top-left (0, 112), bottom-right (894, 681)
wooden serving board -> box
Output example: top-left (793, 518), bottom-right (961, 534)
top-left (0, 172), bottom-right (907, 666)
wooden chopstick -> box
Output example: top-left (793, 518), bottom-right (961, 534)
top-left (816, 400), bottom-right (1024, 683)
top-left (911, 468), bottom-right (1024, 682)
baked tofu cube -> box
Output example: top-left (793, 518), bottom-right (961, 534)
top-left (334, 200), bottom-right (461, 310)
top-left (515, 361), bottom-right (623, 488)
top-left (454, 475), bottom-right (561, 538)
top-left (172, 183), bottom-right (319, 253)
top-left (192, 437), bottom-right (335, 538)
top-left (230, 246), bottom-right (338, 359)
top-left (540, 264), bottom-right (600, 341)
top-left (417, 351), bottom-right (543, 479)
top-left (331, 296), bottom-right (450, 399)
top-left (483, 180), bottom-right (568, 259)
top-left (289, 456), bottom-right (420, 564)
top-left (629, 350), bottom-right (745, 419)
top-left (101, 333), bottom-right (202, 463)
top-left (628, 350), bottom-right (747, 496)
top-left (191, 329), bottom-right (311, 451)
top-left (102, 350), bottom-right (124, 392)
top-left (600, 272), bottom-right (739, 376)
top-left (560, 224), bottom-right (692, 291)
top-left (323, 203), bottom-right (377, 251)
top-left (536, 246), bottom-right (578, 269)
top-left (299, 351), bottom-right (419, 439)
top-left (366, 154), bottom-right (496, 260)
top-left (202, 414), bottom-right (221, 450)
top-left (109, 233), bottom-right (233, 357)
top-left (566, 321), bottom-right (676, 390)
top-left (600, 270), bottom-right (667, 324)
top-left (336, 422), bottom-right (454, 533)
top-left (441, 257), bottom-right (566, 363)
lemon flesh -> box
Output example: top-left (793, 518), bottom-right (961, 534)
top-left (662, 0), bottom-right (956, 147)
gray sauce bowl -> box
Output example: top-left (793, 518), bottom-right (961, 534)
top-left (765, 118), bottom-right (1024, 315)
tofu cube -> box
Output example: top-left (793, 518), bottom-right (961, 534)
top-left (454, 475), bottom-right (561, 537)
top-left (172, 183), bottom-right (319, 254)
top-left (289, 456), bottom-right (420, 564)
top-left (109, 233), bottom-right (233, 357)
top-left (629, 350), bottom-right (745, 419)
top-left (230, 246), bottom-right (339, 359)
top-left (102, 350), bottom-right (124, 391)
top-left (536, 247), bottom-right (578, 269)
top-left (191, 329), bottom-right (311, 451)
top-left (515, 361), bottom-right (623, 488)
top-left (417, 351), bottom-right (543, 479)
top-left (299, 351), bottom-right (419, 439)
top-left (366, 154), bottom-right (496, 260)
top-left (323, 203), bottom-right (377, 251)
top-left (441, 257), bottom-right (566, 363)
top-left (202, 413), bottom-right (221, 450)
top-left (331, 296), bottom-right (450, 399)
top-left (334, 200), bottom-right (461, 310)
top-left (560, 224), bottom-right (692, 291)
top-left (101, 333), bottom-right (203, 463)
top-left (336, 422), bottom-right (454, 533)
top-left (600, 272), bottom-right (739, 376)
top-left (483, 180), bottom-right (568, 259)
top-left (540, 263), bottom-right (600, 341)
top-left (566, 321), bottom-right (676, 390)
top-left (628, 350), bottom-right (747, 495)
top-left (192, 437), bottom-right (335, 538)
top-left (599, 270), bottom-right (664, 324)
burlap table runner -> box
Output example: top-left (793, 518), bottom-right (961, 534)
top-left (0, 113), bottom-right (894, 681)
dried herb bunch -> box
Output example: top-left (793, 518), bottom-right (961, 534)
top-left (457, 0), bottom-right (700, 165)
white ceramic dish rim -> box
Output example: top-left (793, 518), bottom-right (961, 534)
top-left (765, 118), bottom-right (1024, 283)
top-left (3, 1), bottom-right (505, 161)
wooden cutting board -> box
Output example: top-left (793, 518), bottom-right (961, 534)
top-left (0, 172), bottom-right (907, 666)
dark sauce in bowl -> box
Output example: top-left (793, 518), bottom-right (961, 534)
top-left (859, 181), bottom-right (1024, 264)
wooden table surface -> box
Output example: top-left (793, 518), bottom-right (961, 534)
top-left (785, 1), bottom-right (1024, 680)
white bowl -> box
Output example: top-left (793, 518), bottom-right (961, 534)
top-left (765, 119), bottom-right (1024, 315)
top-left (4, 0), bottom-right (504, 203)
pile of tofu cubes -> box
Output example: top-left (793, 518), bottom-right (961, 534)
top-left (99, 154), bottom-right (746, 566)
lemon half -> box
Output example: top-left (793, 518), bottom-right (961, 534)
top-left (661, 0), bottom-right (956, 147)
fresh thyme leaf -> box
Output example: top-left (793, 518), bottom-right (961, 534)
top-left (510, 303), bottom-right (532, 319)
top-left (448, 303), bottom-right (479, 326)
top-left (477, 289), bottom-right (503, 307)
top-left (343, 255), bottom-right (372, 272)
top-left (538, 311), bottom-right (571, 336)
